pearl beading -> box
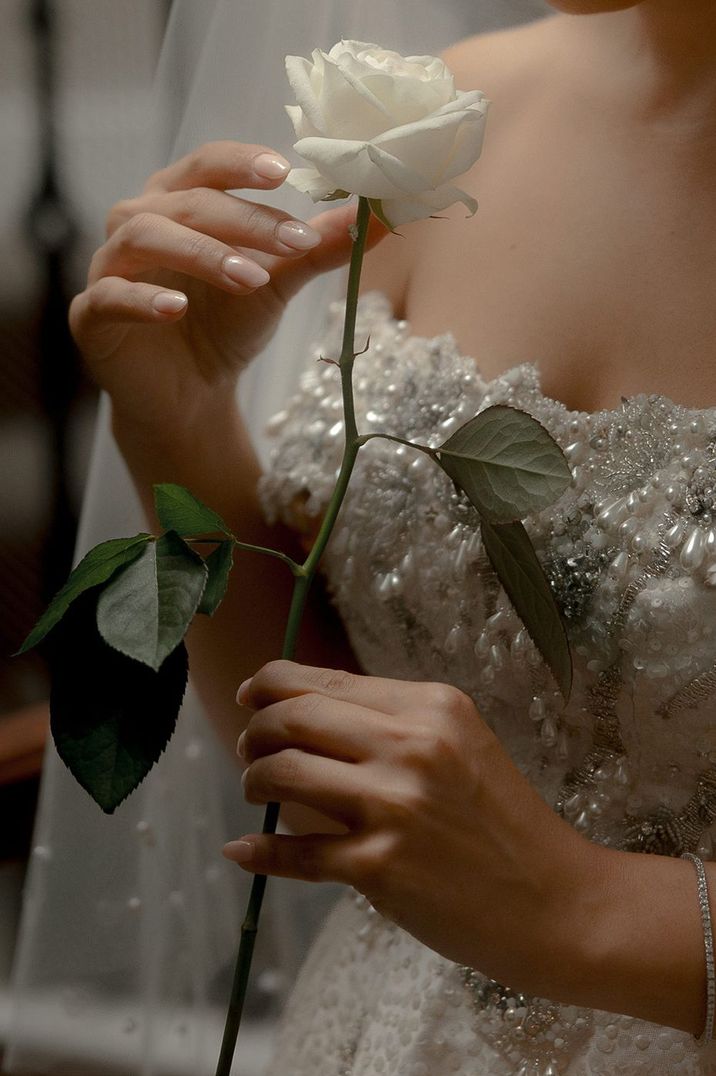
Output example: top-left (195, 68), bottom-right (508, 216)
top-left (259, 292), bottom-right (716, 1074)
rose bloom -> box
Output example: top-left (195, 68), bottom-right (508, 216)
top-left (285, 39), bottom-right (488, 228)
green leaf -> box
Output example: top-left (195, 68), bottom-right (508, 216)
top-left (480, 519), bottom-right (572, 700)
top-left (96, 531), bottom-right (207, 671)
top-left (436, 405), bottom-right (571, 524)
top-left (198, 541), bottom-right (234, 616)
top-left (154, 483), bottom-right (232, 538)
top-left (15, 534), bottom-right (152, 655)
top-left (47, 589), bottom-right (187, 813)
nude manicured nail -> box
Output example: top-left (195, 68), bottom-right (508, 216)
top-left (224, 840), bottom-right (254, 864)
top-left (237, 731), bottom-right (246, 758)
top-left (153, 292), bottom-right (187, 314)
top-left (253, 153), bottom-right (291, 179)
top-left (223, 256), bottom-right (270, 287)
top-left (278, 220), bottom-right (322, 250)
top-left (237, 677), bottom-right (252, 705)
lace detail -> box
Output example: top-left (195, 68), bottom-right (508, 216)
top-left (259, 292), bottom-right (716, 1074)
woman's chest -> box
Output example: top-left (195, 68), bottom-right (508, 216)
top-left (400, 121), bottom-right (716, 415)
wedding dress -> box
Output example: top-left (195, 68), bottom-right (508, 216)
top-left (256, 290), bottom-right (716, 1076)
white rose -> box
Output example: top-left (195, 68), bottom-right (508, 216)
top-left (284, 40), bottom-right (489, 228)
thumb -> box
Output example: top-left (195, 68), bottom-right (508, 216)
top-left (274, 201), bottom-right (391, 303)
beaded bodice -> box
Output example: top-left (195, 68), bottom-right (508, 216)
top-left (259, 291), bottom-right (716, 858)
top-left (258, 291), bottom-right (716, 1075)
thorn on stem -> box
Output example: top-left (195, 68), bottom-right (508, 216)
top-left (317, 354), bottom-right (340, 367)
top-left (355, 335), bottom-right (371, 357)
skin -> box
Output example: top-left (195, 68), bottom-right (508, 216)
top-left (70, 0), bottom-right (716, 1037)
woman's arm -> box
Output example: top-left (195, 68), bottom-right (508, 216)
top-left (0, 702), bottom-right (48, 786)
top-left (226, 659), bottom-right (710, 1038)
top-left (70, 139), bottom-right (396, 833)
top-left (113, 396), bottom-right (360, 761)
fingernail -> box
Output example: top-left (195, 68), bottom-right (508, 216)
top-left (277, 220), bottom-right (322, 250)
top-left (237, 731), bottom-right (246, 758)
top-left (224, 840), bottom-right (254, 864)
top-left (253, 153), bottom-right (291, 180)
top-left (153, 291), bottom-right (187, 314)
top-left (237, 677), bottom-right (252, 705)
top-left (223, 255), bottom-right (270, 288)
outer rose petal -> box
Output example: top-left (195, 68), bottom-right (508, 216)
top-left (440, 109), bottom-right (489, 182)
top-left (285, 55), bottom-right (328, 134)
top-left (373, 105), bottom-right (486, 186)
top-left (294, 136), bottom-right (431, 200)
top-left (285, 104), bottom-right (322, 141)
top-left (423, 90), bottom-right (488, 120)
top-left (285, 167), bottom-right (339, 201)
top-left (381, 183), bottom-right (478, 228)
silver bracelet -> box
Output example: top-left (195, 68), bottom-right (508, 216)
top-left (682, 852), bottom-right (715, 1044)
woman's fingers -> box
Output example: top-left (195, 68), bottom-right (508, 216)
top-left (240, 694), bottom-right (386, 764)
top-left (69, 277), bottom-right (188, 358)
top-left (241, 658), bottom-right (467, 720)
top-left (241, 748), bottom-right (367, 827)
top-left (223, 832), bottom-right (359, 884)
top-left (271, 202), bottom-right (389, 304)
top-left (107, 188), bottom-right (322, 258)
top-left (144, 140), bottom-right (292, 195)
top-left (223, 830), bottom-right (394, 889)
top-left (88, 212), bottom-right (271, 294)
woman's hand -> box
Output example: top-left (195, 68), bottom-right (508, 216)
top-left (69, 140), bottom-right (386, 445)
top-left (225, 659), bottom-right (606, 999)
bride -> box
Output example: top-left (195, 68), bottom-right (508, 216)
top-left (20, 0), bottom-right (716, 1072)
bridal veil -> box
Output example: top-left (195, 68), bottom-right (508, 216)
top-left (5, 2), bottom-right (548, 1072)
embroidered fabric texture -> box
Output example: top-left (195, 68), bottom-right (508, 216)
top-left (258, 292), bottom-right (716, 1076)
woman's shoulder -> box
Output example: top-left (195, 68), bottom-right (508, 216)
top-left (359, 13), bottom-right (565, 315)
top-left (441, 13), bottom-right (563, 99)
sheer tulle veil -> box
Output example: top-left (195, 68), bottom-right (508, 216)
top-left (6, 2), bottom-right (548, 1072)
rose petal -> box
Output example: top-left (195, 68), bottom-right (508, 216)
top-left (381, 183), bottom-right (478, 228)
top-left (403, 54), bottom-right (453, 81)
top-left (374, 104), bottom-right (487, 185)
top-left (284, 104), bottom-right (322, 141)
top-left (294, 136), bottom-right (431, 199)
top-left (364, 142), bottom-right (433, 193)
top-left (317, 55), bottom-right (392, 140)
top-left (285, 167), bottom-right (339, 201)
top-left (336, 53), bottom-right (433, 125)
top-left (327, 39), bottom-right (383, 62)
top-left (428, 90), bottom-right (489, 119)
top-left (285, 55), bottom-right (328, 134)
top-left (327, 41), bottom-right (456, 127)
top-left (440, 109), bottom-right (489, 183)
top-left (357, 72), bottom-right (456, 127)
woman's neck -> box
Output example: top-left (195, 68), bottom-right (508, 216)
top-left (565, 2), bottom-right (716, 134)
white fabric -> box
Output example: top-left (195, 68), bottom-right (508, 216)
top-left (5, 3), bottom-right (550, 1074)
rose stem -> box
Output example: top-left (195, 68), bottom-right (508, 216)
top-left (214, 196), bottom-right (372, 1076)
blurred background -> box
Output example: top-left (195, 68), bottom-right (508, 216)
top-left (0, 0), bottom-right (170, 1061)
